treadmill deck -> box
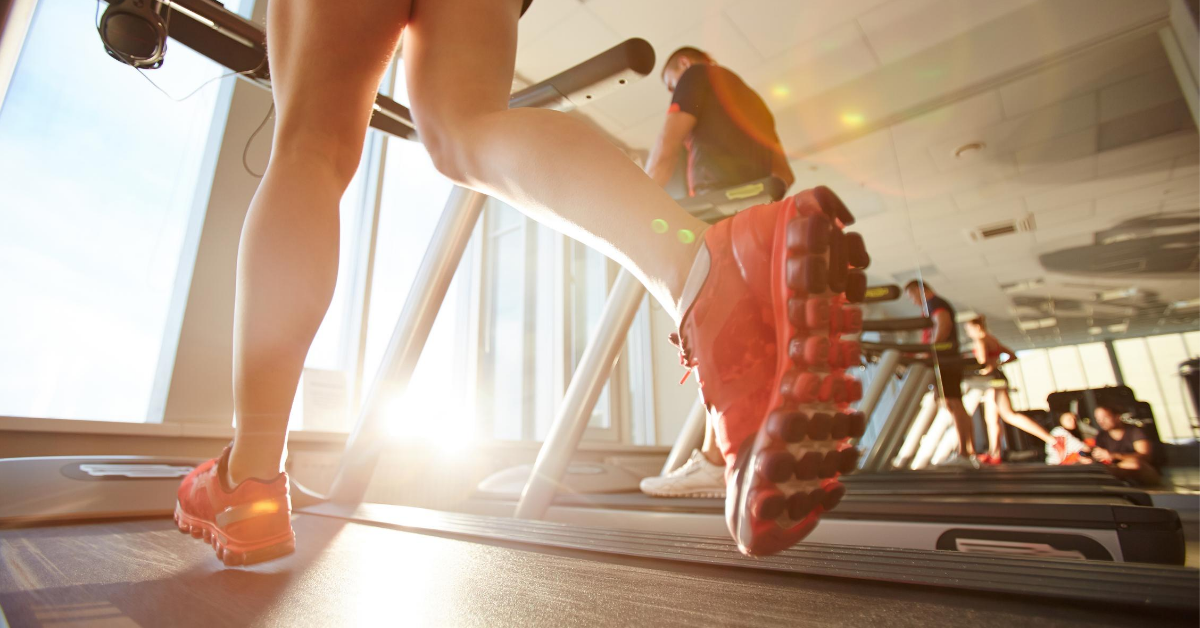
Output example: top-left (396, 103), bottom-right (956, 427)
top-left (1, 514), bottom-right (1196, 627)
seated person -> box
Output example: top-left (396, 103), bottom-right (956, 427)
top-left (964, 316), bottom-right (1055, 464)
top-left (639, 47), bottom-right (794, 498)
top-left (1046, 411), bottom-right (1093, 465)
top-left (1091, 405), bottom-right (1161, 485)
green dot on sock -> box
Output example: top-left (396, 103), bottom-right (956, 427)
top-left (651, 219), bottom-right (669, 234)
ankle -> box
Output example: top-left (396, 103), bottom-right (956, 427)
top-left (226, 450), bottom-right (282, 487)
top-left (702, 449), bottom-right (724, 466)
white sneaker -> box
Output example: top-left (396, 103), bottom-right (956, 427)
top-left (639, 449), bottom-right (726, 498)
top-left (937, 452), bottom-right (981, 469)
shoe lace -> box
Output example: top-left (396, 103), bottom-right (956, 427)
top-left (668, 332), bottom-right (697, 384)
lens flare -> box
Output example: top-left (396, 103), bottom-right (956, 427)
top-left (770, 85), bottom-right (790, 99)
top-left (677, 229), bottom-right (695, 244)
top-left (651, 219), bottom-right (669, 234)
top-left (840, 112), bottom-right (865, 128)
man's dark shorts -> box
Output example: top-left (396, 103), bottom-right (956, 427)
top-left (935, 363), bottom-right (963, 400)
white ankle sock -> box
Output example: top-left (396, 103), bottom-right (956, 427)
top-left (676, 240), bottom-right (711, 325)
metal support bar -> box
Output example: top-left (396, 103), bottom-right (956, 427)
top-left (893, 392), bottom-right (938, 468)
top-left (889, 369), bottom-right (934, 468)
top-left (661, 397), bottom-right (707, 475)
top-left (318, 187), bottom-right (487, 505)
top-left (857, 349), bottom-right (901, 429)
top-left (514, 269), bottom-right (645, 520)
top-left (862, 363), bottom-right (931, 473)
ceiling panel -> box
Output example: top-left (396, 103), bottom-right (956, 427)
top-left (656, 14), bottom-right (768, 83)
top-left (1171, 151), bottom-right (1200, 179)
top-left (1013, 127), bottom-right (1099, 173)
top-left (858, 0), bottom-right (1040, 65)
top-left (1098, 99), bottom-right (1193, 152)
top-left (1098, 129), bottom-right (1199, 176)
top-left (1100, 66), bottom-right (1187, 123)
top-left (516, 0), bottom-right (582, 50)
top-left (614, 112), bottom-right (668, 150)
top-left (723, 0), bottom-right (891, 59)
top-left (586, 0), bottom-right (729, 43)
top-left (1093, 170), bottom-right (1198, 218)
top-left (924, 93), bottom-right (1097, 173)
top-left (952, 155), bottom-right (1097, 211)
top-left (791, 129), bottom-right (898, 184)
top-left (741, 23), bottom-right (879, 113)
top-left (998, 33), bottom-right (1169, 118)
top-left (515, 9), bottom-right (622, 82)
top-left (902, 155), bottom-right (1018, 201)
top-left (1025, 157), bottom-right (1174, 213)
top-left (1035, 201), bottom-right (1096, 230)
top-left (890, 91), bottom-right (1005, 158)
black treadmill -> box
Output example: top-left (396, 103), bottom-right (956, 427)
top-left (3, 503), bottom-right (1196, 627)
top-left (3, 3), bottom-right (1196, 623)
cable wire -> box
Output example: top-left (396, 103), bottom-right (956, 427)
top-left (242, 102), bottom-right (274, 178)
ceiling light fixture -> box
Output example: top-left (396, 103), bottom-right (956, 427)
top-left (1001, 278), bottom-right (1045, 294)
top-left (1017, 317), bottom-right (1057, 331)
top-left (1098, 287), bottom-right (1138, 301)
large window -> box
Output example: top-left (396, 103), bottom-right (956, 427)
top-left (1113, 332), bottom-right (1200, 442)
top-left (476, 200), bottom-right (645, 443)
top-left (0, 0), bottom-right (242, 421)
top-left (1003, 342), bottom-right (1117, 410)
top-left (1002, 333), bottom-right (1200, 442)
top-left (360, 139), bottom-right (467, 441)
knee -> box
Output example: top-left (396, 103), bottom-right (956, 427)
top-left (414, 111), bottom-right (499, 186)
top-left (418, 123), bottom-right (473, 185)
top-left (272, 124), bottom-right (365, 188)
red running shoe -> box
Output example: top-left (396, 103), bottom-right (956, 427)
top-left (976, 453), bottom-right (1003, 466)
top-left (174, 446), bottom-right (295, 566)
top-left (674, 186), bottom-right (869, 556)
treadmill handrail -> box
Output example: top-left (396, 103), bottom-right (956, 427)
top-left (862, 317), bottom-right (933, 332)
top-left (508, 39), bottom-right (655, 110)
top-left (676, 176), bottom-right (787, 212)
top-left (863, 340), bottom-right (958, 354)
top-left (862, 284), bottom-right (901, 303)
top-left (103, 0), bottom-right (652, 140)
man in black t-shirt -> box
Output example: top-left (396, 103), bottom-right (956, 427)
top-left (644, 47), bottom-right (794, 196)
top-left (905, 280), bottom-right (978, 467)
top-left (639, 47), bottom-right (794, 499)
top-left (1092, 405), bottom-right (1160, 485)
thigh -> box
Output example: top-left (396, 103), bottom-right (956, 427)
top-left (267, 0), bottom-right (411, 140)
top-left (995, 388), bottom-right (1013, 414)
top-left (402, 0), bottom-right (524, 128)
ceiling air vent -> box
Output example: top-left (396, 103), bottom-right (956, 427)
top-left (967, 214), bottom-right (1035, 243)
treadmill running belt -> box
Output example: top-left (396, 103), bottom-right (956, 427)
top-left (0, 515), bottom-right (1195, 626)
